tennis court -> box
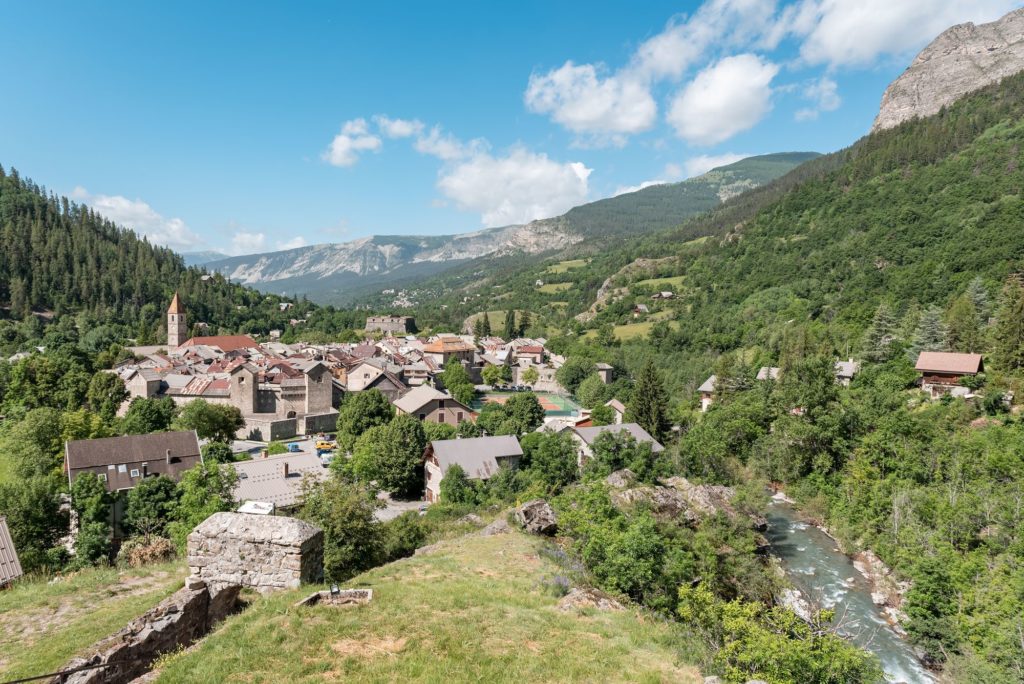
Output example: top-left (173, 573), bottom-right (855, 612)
top-left (473, 392), bottom-right (581, 417)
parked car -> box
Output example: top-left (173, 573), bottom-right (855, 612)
top-left (315, 440), bottom-right (336, 451)
top-left (286, 442), bottom-right (301, 453)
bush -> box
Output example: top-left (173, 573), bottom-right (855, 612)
top-left (117, 536), bottom-right (175, 567)
top-left (439, 464), bottom-right (478, 504)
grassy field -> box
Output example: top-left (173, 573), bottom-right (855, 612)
top-left (545, 259), bottom-right (588, 274)
top-left (463, 310), bottom-right (514, 332)
top-left (634, 275), bottom-right (685, 290)
top-left (585, 320), bottom-right (679, 341)
top-left (0, 561), bottom-right (185, 680)
top-left (538, 282), bottom-right (574, 294)
top-left (153, 531), bottom-right (704, 683)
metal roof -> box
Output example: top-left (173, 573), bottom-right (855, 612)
top-left (0, 516), bottom-right (23, 587)
top-left (571, 423), bottom-right (664, 452)
top-left (428, 436), bottom-right (523, 480)
top-left (698, 375), bottom-right (716, 394)
top-left (915, 351), bottom-right (984, 375)
top-left (232, 453), bottom-right (328, 508)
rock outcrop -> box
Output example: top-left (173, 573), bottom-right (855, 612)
top-left (514, 500), bottom-right (558, 536)
top-left (187, 512), bottom-right (324, 593)
top-left (873, 8), bottom-right (1024, 131)
top-left (557, 587), bottom-right (625, 612)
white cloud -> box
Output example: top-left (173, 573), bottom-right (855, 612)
top-left (230, 231), bottom-right (266, 255)
top-left (667, 54), bottom-right (779, 145)
top-left (437, 147), bottom-right (592, 226)
top-left (663, 162), bottom-right (685, 180)
top-left (75, 187), bottom-right (203, 251)
top-left (414, 125), bottom-right (486, 160)
top-left (374, 115), bottom-right (424, 138)
top-left (612, 180), bottom-right (667, 197)
top-left (524, 62), bottom-right (657, 143)
top-left (322, 118), bottom-right (382, 167)
top-left (277, 236), bottom-right (308, 250)
top-left (791, 0), bottom-right (1019, 67)
top-left (795, 75), bottom-right (840, 121)
top-left (683, 152), bottom-right (750, 177)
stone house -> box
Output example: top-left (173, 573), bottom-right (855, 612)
top-left (834, 359), bottom-right (860, 386)
top-left (393, 384), bottom-right (475, 425)
top-left (698, 375), bottom-right (716, 412)
top-left (423, 436), bottom-right (523, 502)
top-left (423, 336), bottom-right (477, 366)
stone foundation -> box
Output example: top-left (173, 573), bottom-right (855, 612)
top-left (57, 583), bottom-right (240, 684)
top-left (187, 512), bottom-right (324, 593)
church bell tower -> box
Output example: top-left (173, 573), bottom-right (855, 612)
top-left (167, 292), bottom-right (187, 348)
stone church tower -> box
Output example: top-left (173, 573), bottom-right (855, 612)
top-left (167, 292), bottom-right (187, 348)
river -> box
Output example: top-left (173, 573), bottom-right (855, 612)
top-left (766, 498), bottom-right (935, 684)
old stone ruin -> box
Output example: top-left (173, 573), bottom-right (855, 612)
top-left (56, 512), bottom-right (323, 684)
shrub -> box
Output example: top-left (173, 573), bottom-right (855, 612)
top-left (117, 536), bottom-right (176, 567)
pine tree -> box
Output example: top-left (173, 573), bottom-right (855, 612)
top-left (965, 276), bottom-right (991, 322)
top-left (862, 302), bottom-right (898, 363)
top-left (993, 277), bottom-right (1024, 371)
top-left (626, 358), bottom-right (669, 442)
top-left (518, 310), bottom-right (532, 337)
top-left (945, 295), bottom-right (982, 352)
top-left (481, 311), bottom-right (491, 337)
top-left (908, 305), bottom-right (948, 360)
top-left (503, 310), bottom-right (516, 340)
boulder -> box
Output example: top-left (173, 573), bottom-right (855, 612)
top-left (479, 518), bottom-right (510, 536)
top-left (557, 587), bottom-right (624, 612)
top-left (605, 469), bottom-right (637, 488)
top-left (459, 513), bottom-right (484, 526)
top-left (610, 485), bottom-right (700, 524)
top-left (514, 500), bottom-right (558, 536)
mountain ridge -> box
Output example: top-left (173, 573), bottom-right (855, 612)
top-left (202, 152), bottom-right (818, 303)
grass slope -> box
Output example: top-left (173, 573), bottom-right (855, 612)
top-left (154, 531), bottom-right (703, 683)
top-left (0, 561), bottom-right (185, 680)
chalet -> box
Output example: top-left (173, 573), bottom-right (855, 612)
top-left (595, 363), bottom-right (614, 384)
top-left (915, 351), bottom-right (984, 398)
top-left (65, 431), bottom-right (202, 493)
top-left (232, 452), bottom-right (327, 510)
top-left (632, 304), bottom-right (649, 317)
top-left (423, 436), bottom-right (523, 502)
top-left (651, 291), bottom-right (675, 300)
top-left (698, 375), bottom-right (716, 412)
top-left (834, 359), bottom-right (860, 386)
top-left (756, 366), bottom-right (781, 381)
top-left (515, 345), bottom-right (545, 365)
top-left (563, 423), bottom-right (664, 467)
top-left (0, 516), bottom-right (23, 588)
top-left (393, 385), bottom-right (474, 425)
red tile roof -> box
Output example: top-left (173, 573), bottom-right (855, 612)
top-left (179, 335), bottom-right (259, 352)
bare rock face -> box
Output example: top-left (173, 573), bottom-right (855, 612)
top-left (514, 500), bottom-right (558, 536)
top-left (479, 517), bottom-right (510, 536)
top-left (873, 8), bottom-right (1024, 132)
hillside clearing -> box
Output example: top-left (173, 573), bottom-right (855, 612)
top-left (0, 561), bottom-right (185, 680)
top-left (634, 275), bottom-right (685, 289)
top-left (152, 531), bottom-right (704, 683)
top-left (585, 320), bottom-right (680, 341)
top-left (538, 282), bottom-right (574, 294)
top-left (545, 259), bottom-right (589, 274)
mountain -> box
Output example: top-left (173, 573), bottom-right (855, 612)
top-left (873, 7), bottom-right (1024, 131)
top-left (203, 153), bottom-right (818, 304)
top-left (181, 250), bottom-right (228, 267)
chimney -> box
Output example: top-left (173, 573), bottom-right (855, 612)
top-left (165, 449), bottom-right (172, 465)
top-left (281, 461), bottom-right (290, 478)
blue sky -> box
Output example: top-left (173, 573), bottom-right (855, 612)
top-left (1, 1), bottom-right (1019, 255)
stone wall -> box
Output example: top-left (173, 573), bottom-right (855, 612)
top-left (58, 582), bottom-right (240, 684)
top-left (187, 512), bottom-right (324, 593)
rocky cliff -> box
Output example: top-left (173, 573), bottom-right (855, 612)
top-left (873, 8), bottom-right (1024, 132)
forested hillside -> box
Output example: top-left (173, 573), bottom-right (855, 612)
top-left (0, 167), bottom-right (375, 350)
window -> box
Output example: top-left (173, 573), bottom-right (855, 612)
top-left (117, 464), bottom-right (127, 473)
top-left (107, 464), bottom-right (115, 470)
top-left (438, 413), bottom-right (445, 423)
top-left (419, 413), bottom-right (426, 420)
top-left (130, 469), bottom-right (140, 478)
top-left (98, 473), bottom-right (107, 483)
top-left (457, 412), bottom-right (464, 422)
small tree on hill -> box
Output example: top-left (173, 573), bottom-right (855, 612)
top-left (517, 310), bottom-right (531, 337)
top-left (70, 472), bottom-right (112, 565)
top-left (439, 464), bottom-right (476, 504)
top-left (298, 477), bottom-right (383, 582)
top-left (125, 475), bottom-right (179, 539)
top-left (481, 312), bottom-right (492, 337)
top-left (167, 461), bottom-right (238, 548)
top-left (945, 295), bottom-right (982, 352)
top-left (626, 358), bottom-right (669, 442)
top-left (994, 276), bottom-right (1024, 371)
top-left (908, 304), bottom-right (948, 360)
top-left (350, 415), bottom-right (427, 498)
top-left (173, 400), bottom-right (244, 444)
